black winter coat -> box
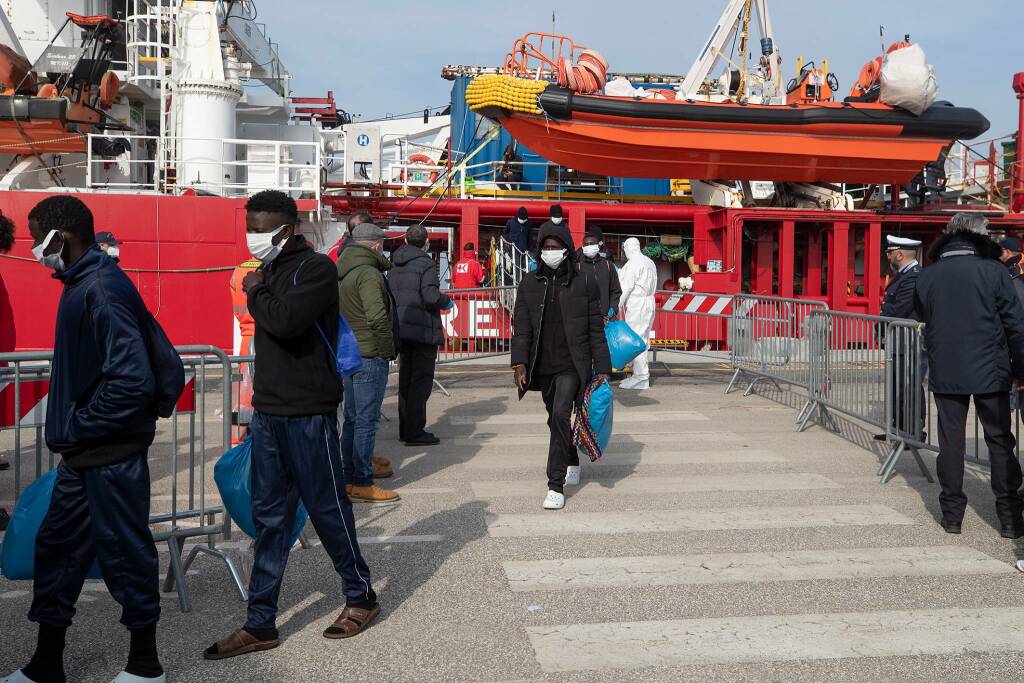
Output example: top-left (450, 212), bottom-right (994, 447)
top-left (511, 223), bottom-right (612, 402)
top-left (576, 252), bottom-right (622, 316)
top-left (1006, 256), bottom-right (1024, 308)
top-left (388, 244), bottom-right (451, 346)
top-left (247, 236), bottom-right (342, 416)
top-left (503, 217), bottom-right (533, 253)
top-left (914, 230), bottom-right (1024, 394)
top-left (46, 246), bottom-right (157, 468)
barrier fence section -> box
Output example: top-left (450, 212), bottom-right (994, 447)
top-left (651, 290), bottom-right (734, 365)
top-left (0, 346), bottom-right (246, 612)
top-left (438, 286), bottom-right (516, 364)
top-left (726, 295), bottom-right (829, 401)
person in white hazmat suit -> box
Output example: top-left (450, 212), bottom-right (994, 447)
top-left (618, 237), bottom-right (658, 389)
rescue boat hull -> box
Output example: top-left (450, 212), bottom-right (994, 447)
top-left (493, 87), bottom-right (990, 183)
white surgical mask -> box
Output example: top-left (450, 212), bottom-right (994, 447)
top-left (517, 217), bottom-right (527, 225)
top-left (32, 229), bottom-right (65, 271)
top-left (551, 217), bottom-right (563, 225)
top-left (246, 224), bottom-right (289, 262)
top-left (106, 245), bottom-right (120, 260)
top-left (581, 244), bottom-right (600, 258)
top-left (541, 248), bottom-right (567, 269)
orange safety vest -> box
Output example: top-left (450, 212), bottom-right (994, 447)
top-left (229, 259), bottom-right (261, 341)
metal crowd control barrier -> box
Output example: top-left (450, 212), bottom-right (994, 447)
top-left (650, 290), bottom-right (733, 366)
top-left (794, 312), bottom-right (933, 484)
top-left (726, 295), bottom-right (829, 400)
top-left (0, 346), bottom-right (246, 612)
top-left (438, 286), bottom-right (517, 365)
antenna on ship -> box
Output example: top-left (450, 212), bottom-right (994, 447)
top-left (879, 25), bottom-right (885, 53)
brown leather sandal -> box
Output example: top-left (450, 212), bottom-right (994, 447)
top-left (203, 628), bottom-right (280, 660)
top-left (323, 605), bottom-right (381, 639)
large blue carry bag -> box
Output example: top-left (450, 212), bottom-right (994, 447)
top-left (214, 436), bottom-right (308, 544)
top-left (573, 375), bottom-right (614, 462)
top-left (1, 469), bottom-right (101, 580)
top-left (605, 320), bottom-right (646, 370)
top-left (316, 314), bottom-right (362, 379)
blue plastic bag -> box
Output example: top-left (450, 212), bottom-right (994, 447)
top-left (1, 469), bottom-right (101, 580)
top-left (605, 320), bottom-right (646, 370)
top-left (317, 315), bottom-right (363, 379)
top-left (573, 376), bottom-right (614, 462)
top-left (214, 436), bottom-right (308, 544)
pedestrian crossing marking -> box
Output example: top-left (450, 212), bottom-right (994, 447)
top-left (472, 473), bottom-right (840, 498)
top-left (503, 546), bottom-right (1011, 591)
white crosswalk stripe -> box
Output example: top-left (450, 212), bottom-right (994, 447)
top-left (527, 608), bottom-right (1024, 673)
top-left (471, 473), bottom-right (840, 499)
top-left (487, 504), bottom-right (915, 537)
top-left (503, 546), bottom-right (1012, 591)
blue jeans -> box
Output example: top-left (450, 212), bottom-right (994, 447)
top-left (246, 411), bottom-right (376, 630)
top-left (342, 357), bottom-right (390, 487)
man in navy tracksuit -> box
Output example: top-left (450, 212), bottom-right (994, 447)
top-left (205, 190), bottom-right (379, 661)
top-left (4, 196), bottom-right (164, 683)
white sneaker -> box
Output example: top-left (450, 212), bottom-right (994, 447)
top-left (110, 672), bottom-right (167, 683)
top-left (565, 465), bottom-right (581, 486)
top-left (1016, 560), bottom-right (1024, 574)
top-left (1, 671), bottom-right (34, 683)
top-left (542, 490), bottom-right (565, 510)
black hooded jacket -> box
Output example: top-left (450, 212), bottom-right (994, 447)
top-left (915, 229), bottom-right (1024, 394)
top-left (511, 222), bottom-right (612, 401)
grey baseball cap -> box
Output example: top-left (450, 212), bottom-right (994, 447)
top-left (351, 223), bottom-right (387, 241)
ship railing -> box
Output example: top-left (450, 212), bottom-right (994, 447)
top-left (0, 347), bottom-right (248, 612)
top-left (86, 133), bottom-right (321, 205)
top-left (124, 0), bottom-right (181, 91)
top-left (457, 160), bottom-right (625, 199)
top-left (491, 237), bottom-right (533, 289)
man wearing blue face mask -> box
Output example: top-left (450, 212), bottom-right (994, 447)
top-left (9, 196), bottom-right (166, 683)
top-left (206, 190), bottom-right (379, 661)
top-left (510, 220), bottom-right (612, 510)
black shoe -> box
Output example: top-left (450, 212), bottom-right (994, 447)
top-left (405, 432), bottom-right (440, 447)
top-left (873, 433), bottom-right (888, 442)
top-left (1000, 524), bottom-right (1024, 540)
top-left (0, 508), bottom-right (8, 532)
top-left (940, 519), bottom-right (962, 534)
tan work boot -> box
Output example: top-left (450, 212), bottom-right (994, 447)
top-left (349, 484), bottom-right (400, 503)
top-left (372, 455), bottom-right (390, 467)
top-left (372, 456), bottom-right (393, 479)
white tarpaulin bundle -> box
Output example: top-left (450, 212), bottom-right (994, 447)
top-left (880, 44), bottom-right (939, 115)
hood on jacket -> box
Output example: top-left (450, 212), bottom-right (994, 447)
top-left (392, 242), bottom-right (432, 267)
top-left (927, 228), bottom-right (1003, 262)
top-left (54, 244), bottom-right (105, 285)
top-left (338, 241), bottom-right (392, 280)
top-left (534, 221), bottom-right (576, 259)
top-left (623, 237), bottom-right (643, 260)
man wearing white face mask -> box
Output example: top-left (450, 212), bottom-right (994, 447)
top-left (618, 237), bottom-right (658, 390)
top-left (502, 206), bottom-right (533, 254)
top-left (10, 196), bottom-right (167, 683)
top-left (576, 225), bottom-right (621, 318)
top-left (511, 221), bottom-right (612, 510)
top-left (207, 190), bottom-right (380, 661)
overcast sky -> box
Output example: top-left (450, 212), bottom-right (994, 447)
top-left (257, 0), bottom-right (1019, 143)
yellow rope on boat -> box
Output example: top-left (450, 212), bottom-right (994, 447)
top-left (466, 74), bottom-right (548, 115)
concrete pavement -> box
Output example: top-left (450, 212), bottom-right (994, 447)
top-left (3, 363), bottom-right (1024, 682)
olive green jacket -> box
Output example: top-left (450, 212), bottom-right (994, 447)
top-left (337, 243), bottom-right (396, 359)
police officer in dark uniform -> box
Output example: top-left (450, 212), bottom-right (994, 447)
top-left (999, 235), bottom-right (1024, 307)
top-left (876, 235), bottom-right (924, 441)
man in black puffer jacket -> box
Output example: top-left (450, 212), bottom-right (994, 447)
top-left (915, 212), bottom-right (1024, 538)
top-left (389, 225), bottom-right (451, 446)
top-left (511, 221), bottom-right (612, 510)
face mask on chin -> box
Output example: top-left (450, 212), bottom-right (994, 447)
top-left (581, 244), bottom-right (600, 258)
top-left (32, 229), bottom-right (66, 271)
top-left (551, 217), bottom-right (562, 225)
top-left (541, 248), bottom-right (567, 269)
top-left (246, 224), bottom-right (290, 262)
